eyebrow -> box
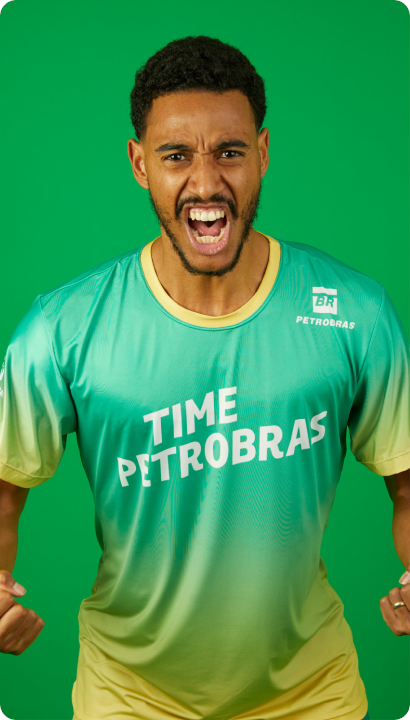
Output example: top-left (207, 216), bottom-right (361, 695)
top-left (154, 139), bottom-right (250, 153)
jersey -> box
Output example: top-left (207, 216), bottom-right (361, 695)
top-left (1, 234), bottom-right (409, 720)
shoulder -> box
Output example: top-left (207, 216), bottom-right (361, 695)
top-left (281, 239), bottom-right (382, 293)
top-left (279, 238), bottom-right (384, 318)
top-left (12, 246), bottom-right (148, 354)
top-left (38, 245), bottom-right (144, 312)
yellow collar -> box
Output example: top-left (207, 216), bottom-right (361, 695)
top-left (140, 233), bottom-right (281, 328)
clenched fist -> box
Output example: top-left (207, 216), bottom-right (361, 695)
top-left (0, 571), bottom-right (44, 655)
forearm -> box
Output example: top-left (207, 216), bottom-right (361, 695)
top-left (0, 522), bottom-right (19, 573)
top-left (392, 496), bottom-right (410, 570)
top-left (0, 479), bottom-right (29, 573)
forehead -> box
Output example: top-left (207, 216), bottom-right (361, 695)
top-left (144, 89), bottom-right (257, 146)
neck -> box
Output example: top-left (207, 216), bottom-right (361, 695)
top-left (150, 229), bottom-right (270, 317)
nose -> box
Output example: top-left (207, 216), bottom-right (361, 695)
top-left (187, 153), bottom-right (225, 199)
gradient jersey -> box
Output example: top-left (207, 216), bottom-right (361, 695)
top-left (1, 235), bottom-right (409, 720)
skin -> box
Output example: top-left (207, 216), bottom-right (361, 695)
top-left (0, 89), bottom-right (408, 654)
top-left (0, 481), bottom-right (44, 654)
top-left (380, 469), bottom-right (410, 635)
top-left (127, 89), bottom-right (270, 316)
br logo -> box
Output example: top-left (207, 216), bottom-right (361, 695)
top-left (312, 287), bottom-right (338, 315)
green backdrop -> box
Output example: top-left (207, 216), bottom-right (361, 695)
top-left (0, 0), bottom-right (408, 718)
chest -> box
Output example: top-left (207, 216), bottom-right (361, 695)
top-left (68, 306), bottom-right (358, 450)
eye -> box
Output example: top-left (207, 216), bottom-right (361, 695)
top-left (221, 150), bottom-right (241, 158)
top-left (165, 153), bottom-right (186, 162)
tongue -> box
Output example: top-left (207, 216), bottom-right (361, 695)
top-left (191, 218), bottom-right (225, 237)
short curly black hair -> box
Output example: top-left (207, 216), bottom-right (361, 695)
top-left (130, 36), bottom-right (267, 141)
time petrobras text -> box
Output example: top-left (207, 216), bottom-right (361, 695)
top-left (117, 387), bottom-right (328, 488)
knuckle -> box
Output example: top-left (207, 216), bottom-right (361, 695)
top-left (0, 590), bottom-right (15, 611)
top-left (1, 638), bottom-right (15, 653)
top-left (7, 608), bottom-right (26, 628)
top-left (14, 604), bottom-right (27, 620)
top-left (394, 620), bottom-right (407, 635)
top-left (18, 637), bottom-right (34, 653)
top-left (389, 621), bottom-right (402, 635)
top-left (0, 571), bottom-right (11, 586)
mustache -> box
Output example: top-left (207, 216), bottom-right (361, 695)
top-left (175, 195), bottom-right (238, 221)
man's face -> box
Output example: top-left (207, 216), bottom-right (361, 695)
top-left (128, 89), bottom-right (269, 276)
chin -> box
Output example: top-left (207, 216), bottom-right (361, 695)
top-left (173, 229), bottom-right (248, 278)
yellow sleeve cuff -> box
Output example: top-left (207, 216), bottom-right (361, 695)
top-left (360, 450), bottom-right (410, 477)
top-left (0, 461), bottom-right (49, 488)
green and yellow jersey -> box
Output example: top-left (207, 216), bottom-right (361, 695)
top-left (1, 234), bottom-right (409, 720)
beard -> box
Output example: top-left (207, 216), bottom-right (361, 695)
top-left (148, 184), bottom-right (262, 277)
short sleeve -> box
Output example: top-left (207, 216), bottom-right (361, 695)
top-left (348, 285), bottom-right (410, 476)
top-left (0, 296), bottom-right (77, 488)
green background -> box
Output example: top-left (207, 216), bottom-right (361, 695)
top-left (0, 0), bottom-right (408, 718)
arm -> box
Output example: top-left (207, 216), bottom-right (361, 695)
top-left (384, 468), bottom-right (410, 571)
top-left (0, 300), bottom-right (77, 654)
top-left (0, 478), bottom-right (45, 654)
top-left (0, 478), bottom-right (29, 573)
top-left (380, 468), bottom-right (410, 635)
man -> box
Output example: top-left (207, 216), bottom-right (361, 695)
top-left (0, 35), bottom-right (409, 720)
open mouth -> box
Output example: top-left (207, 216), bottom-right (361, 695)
top-left (184, 207), bottom-right (231, 256)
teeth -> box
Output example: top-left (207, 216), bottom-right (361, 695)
top-left (188, 209), bottom-right (226, 222)
top-left (191, 226), bottom-right (225, 244)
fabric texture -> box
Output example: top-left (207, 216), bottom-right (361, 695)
top-left (1, 233), bottom-right (408, 719)
top-left (71, 623), bottom-right (369, 720)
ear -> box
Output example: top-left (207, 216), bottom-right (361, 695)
top-left (127, 138), bottom-right (149, 189)
top-left (258, 127), bottom-right (269, 178)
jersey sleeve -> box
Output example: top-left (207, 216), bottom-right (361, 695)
top-left (0, 296), bottom-right (77, 488)
top-left (348, 285), bottom-right (410, 476)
